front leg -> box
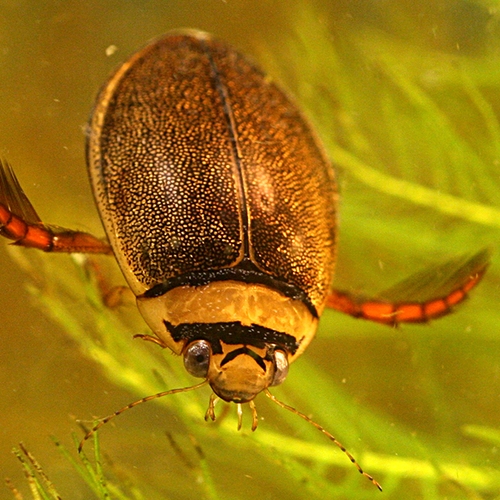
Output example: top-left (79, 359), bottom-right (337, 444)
top-left (133, 333), bottom-right (170, 349)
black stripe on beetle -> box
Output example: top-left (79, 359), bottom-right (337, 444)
top-left (143, 262), bottom-right (318, 318)
top-left (163, 319), bottom-right (301, 356)
top-left (220, 346), bottom-right (268, 372)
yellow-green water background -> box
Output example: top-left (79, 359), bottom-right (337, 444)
top-left (0, 1), bottom-right (499, 499)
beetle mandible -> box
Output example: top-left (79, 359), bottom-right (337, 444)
top-left (0, 30), bottom-right (489, 490)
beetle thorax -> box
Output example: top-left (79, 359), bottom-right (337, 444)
top-left (137, 280), bottom-right (318, 359)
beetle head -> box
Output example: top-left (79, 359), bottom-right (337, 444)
top-left (183, 340), bottom-right (289, 403)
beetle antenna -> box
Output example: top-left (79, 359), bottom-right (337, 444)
top-left (78, 380), bottom-right (208, 453)
top-left (265, 390), bottom-right (383, 491)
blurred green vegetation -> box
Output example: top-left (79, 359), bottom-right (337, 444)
top-left (4, 1), bottom-right (500, 499)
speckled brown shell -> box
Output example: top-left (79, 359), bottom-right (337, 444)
top-left (87, 30), bottom-right (337, 314)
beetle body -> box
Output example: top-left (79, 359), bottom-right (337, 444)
top-left (87, 31), bottom-right (337, 402)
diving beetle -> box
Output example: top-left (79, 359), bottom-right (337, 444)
top-left (0, 30), bottom-right (488, 491)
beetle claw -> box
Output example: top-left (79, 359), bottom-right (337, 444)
top-left (205, 393), bottom-right (218, 422)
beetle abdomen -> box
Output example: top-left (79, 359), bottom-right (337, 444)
top-left (88, 31), bottom-right (337, 314)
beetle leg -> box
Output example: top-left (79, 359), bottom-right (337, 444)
top-left (249, 400), bottom-right (258, 431)
top-left (326, 289), bottom-right (449, 325)
top-left (83, 256), bottom-right (135, 308)
top-left (0, 159), bottom-right (112, 254)
top-left (101, 285), bottom-right (134, 308)
top-left (133, 333), bottom-right (169, 348)
top-left (205, 393), bottom-right (219, 422)
top-left (326, 248), bottom-right (490, 326)
top-left (236, 403), bottom-right (243, 430)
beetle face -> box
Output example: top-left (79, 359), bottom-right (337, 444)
top-left (183, 340), bottom-right (288, 403)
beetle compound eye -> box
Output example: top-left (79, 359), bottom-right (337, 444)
top-left (183, 340), bottom-right (211, 378)
top-left (270, 350), bottom-right (289, 386)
